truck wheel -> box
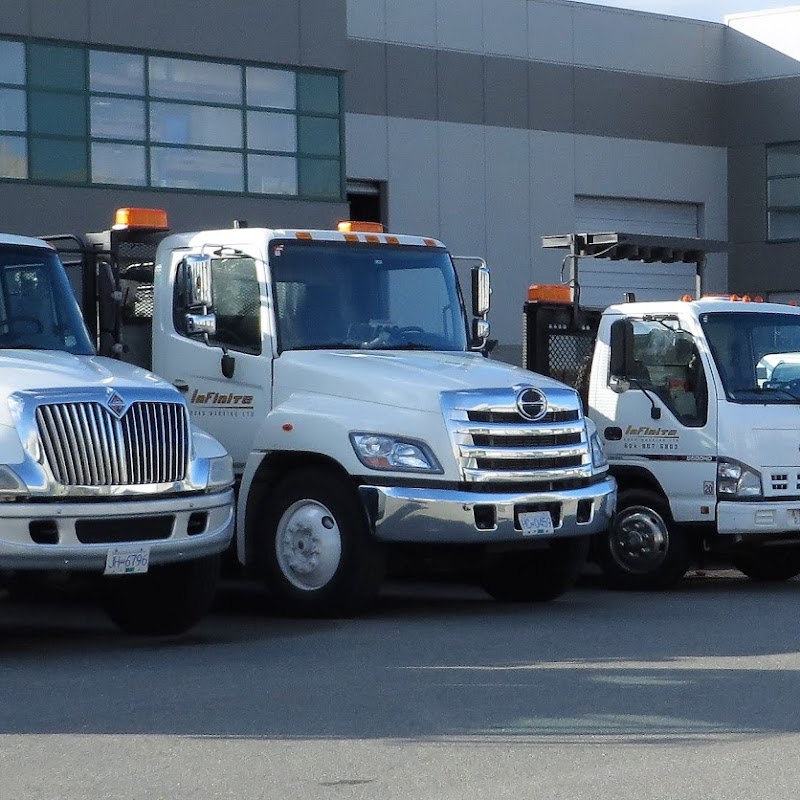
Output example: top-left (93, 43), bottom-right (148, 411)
top-left (102, 554), bottom-right (220, 635)
top-left (261, 467), bottom-right (386, 617)
top-left (732, 549), bottom-right (800, 581)
top-left (480, 536), bottom-right (590, 602)
top-left (596, 488), bottom-right (690, 589)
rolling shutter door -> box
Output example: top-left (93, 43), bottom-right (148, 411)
top-left (574, 196), bottom-right (700, 308)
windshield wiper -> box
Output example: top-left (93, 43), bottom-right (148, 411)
top-left (287, 343), bottom-right (363, 351)
top-left (732, 385), bottom-right (800, 401)
top-left (376, 343), bottom-right (438, 351)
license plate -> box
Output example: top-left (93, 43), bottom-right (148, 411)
top-left (104, 546), bottom-right (151, 575)
top-left (519, 510), bottom-right (555, 537)
top-left (790, 509), bottom-right (800, 525)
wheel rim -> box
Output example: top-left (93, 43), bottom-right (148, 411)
top-left (275, 499), bottom-right (342, 591)
top-left (609, 504), bottom-right (670, 574)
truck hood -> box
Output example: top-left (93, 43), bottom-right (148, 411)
top-left (0, 350), bottom-right (172, 426)
top-left (274, 350), bottom-right (569, 412)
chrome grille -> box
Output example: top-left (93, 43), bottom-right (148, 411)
top-left (443, 387), bottom-right (591, 484)
top-left (36, 401), bottom-right (189, 486)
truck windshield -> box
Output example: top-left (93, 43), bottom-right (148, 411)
top-left (269, 240), bottom-right (470, 352)
top-left (701, 311), bottom-right (800, 403)
top-left (0, 245), bottom-right (94, 355)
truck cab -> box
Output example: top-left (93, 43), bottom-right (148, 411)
top-left (526, 232), bottom-right (800, 587)
top-left (62, 209), bottom-right (617, 617)
top-left (0, 232), bottom-right (235, 633)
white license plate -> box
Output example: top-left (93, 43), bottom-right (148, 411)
top-left (790, 509), bottom-right (800, 525)
top-left (104, 546), bottom-right (151, 575)
top-left (519, 510), bottom-right (555, 537)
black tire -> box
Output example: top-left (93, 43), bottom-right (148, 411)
top-left (260, 467), bottom-right (386, 618)
top-left (732, 548), bottom-right (800, 582)
top-left (596, 488), bottom-right (691, 589)
top-left (102, 554), bottom-right (220, 635)
top-left (480, 536), bottom-right (590, 602)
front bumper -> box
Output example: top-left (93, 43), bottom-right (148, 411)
top-left (718, 499), bottom-right (800, 537)
top-left (360, 476), bottom-right (616, 544)
top-left (0, 488), bottom-right (234, 571)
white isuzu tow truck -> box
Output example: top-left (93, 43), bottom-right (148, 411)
top-left (525, 231), bottom-right (800, 588)
top-left (50, 208), bottom-right (616, 617)
top-left (0, 230), bottom-right (235, 633)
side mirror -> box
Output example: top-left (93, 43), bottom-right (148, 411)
top-left (609, 319), bottom-right (635, 377)
top-left (185, 312), bottom-right (217, 338)
top-left (471, 318), bottom-right (490, 349)
top-left (182, 254), bottom-right (213, 309)
top-left (471, 264), bottom-right (491, 318)
top-left (609, 375), bottom-right (630, 394)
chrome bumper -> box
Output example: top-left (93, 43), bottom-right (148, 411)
top-left (359, 476), bottom-right (616, 544)
top-left (0, 488), bottom-right (234, 571)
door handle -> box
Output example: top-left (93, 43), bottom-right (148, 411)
top-left (173, 379), bottom-right (189, 394)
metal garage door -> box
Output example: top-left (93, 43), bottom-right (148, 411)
top-left (574, 196), bottom-right (701, 309)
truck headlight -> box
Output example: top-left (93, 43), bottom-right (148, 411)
top-left (207, 454), bottom-right (234, 490)
top-left (350, 433), bottom-right (443, 473)
top-left (590, 432), bottom-right (608, 469)
top-left (0, 465), bottom-right (28, 500)
top-left (717, 458), bottom-right (762, 498)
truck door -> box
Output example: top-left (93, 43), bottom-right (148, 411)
top-left (595, 317), bottom-right (717, 524)
top-left (154, 248), bottom-right (270, 472)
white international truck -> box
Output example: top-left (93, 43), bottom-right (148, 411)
top-left (49, 208), bottom-right (617, 617)
top-left (525, 231), bottom-right (800, 588)
top-left (0, 230), bottom-right (235, 634)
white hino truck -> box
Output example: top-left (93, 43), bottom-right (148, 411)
top-left (525, 231), bottom-right (800, 589)
top-left (49, 208), bottom-right (617, 617)
top-left (0, 229), bottom-right (235, 634)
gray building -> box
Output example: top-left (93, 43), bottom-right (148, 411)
top-left (0, 0), bottom-right (798, 365)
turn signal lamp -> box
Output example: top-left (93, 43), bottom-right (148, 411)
top-left (113, 207), bottom-right (169, 231)
top-left (527, 284), bottom-right (572, 303)
top-left (337, 220), bottom-right (384, 233)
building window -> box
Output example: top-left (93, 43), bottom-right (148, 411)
top-left (0, 37), bottom-right (343, 200)
top-left (767, 143), bottom-right (800, 241)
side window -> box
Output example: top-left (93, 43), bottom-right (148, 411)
top-left (209, 257), bottom-right (261, 354)
top-left (613, 320), bottom-right (708, 428)
top-left (172, 255), bottom-right (262, 354)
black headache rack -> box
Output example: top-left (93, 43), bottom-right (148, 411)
top-left (43, 226), bottom-right (166, 361)
top-left (524, 232), bottom-right (727, 404)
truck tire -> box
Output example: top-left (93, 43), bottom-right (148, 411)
top-left (732, 548), bottom-right (800, 581)
top-left (480, 536), bottom-right (590, 602)
top-left (596, 488), bottom-right (690, 589)
top-left (261, 467), bottom-right (386, 617)
top-left (102, 554), bottom-right (220, 635)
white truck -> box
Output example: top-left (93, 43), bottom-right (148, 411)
top-left (0, 230), bottom-right (235, 633)
top-left (51, 208), bottom-right (616, 617)
top-left (525, 231), bottom-right (800, 588)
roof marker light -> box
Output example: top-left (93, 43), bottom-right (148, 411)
top-left (113, 207), bottom-right (169, 231)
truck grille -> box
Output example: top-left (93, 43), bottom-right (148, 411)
top-left (36, 401), bottom-right (189, 486)
top-left (443, 386), bottom-right (591, 484)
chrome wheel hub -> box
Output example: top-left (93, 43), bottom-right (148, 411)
top-left (276, 499), bottom-right (342, 591)
top-left (609, 505), bottom-right (669, 574)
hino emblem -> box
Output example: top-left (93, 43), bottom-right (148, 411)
top-left (516, 387), bottom-right (548, 421)
top-left (107, 392), bottom-right (126, 418)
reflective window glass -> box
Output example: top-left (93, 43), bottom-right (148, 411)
top-left (151, 146), bottom-right (243, 192)
top-left (768, 176), bottom-right (800, 209)
top-left (91, 97), bottom-right (145, 140)
top-left (299, 158), bottom-right (340, 198)
top-left (29, 138), bottom-right (88, 182)
top-left (0, 40), bottom-right (24, 85)
top-left (29, 44), bottom-right (85, 90)
top-left (246, 67), bottom-right (295, 109)
top-left (90, 51), bottom-right (145, 95)
top-left (297, 72), bottom-right (339, 115)
top-left (91, 142), bottom-right (146, 185)
top-left (0, 135), bottom-right (26, 178)
top-left (29, 91), bottom-right (87, 137)
top-left (247, 111), bottom-right (295, 152)
top-left (0, 88), bottom-right (25, 131)
top-left (149, 57), bottom-right (241, 104)
top-left (247, 153), bottom-right (297, 195)
top-left (150, 102), bottom-right (242, 148)
top-left (298, 116), bottom-right (339, 157)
